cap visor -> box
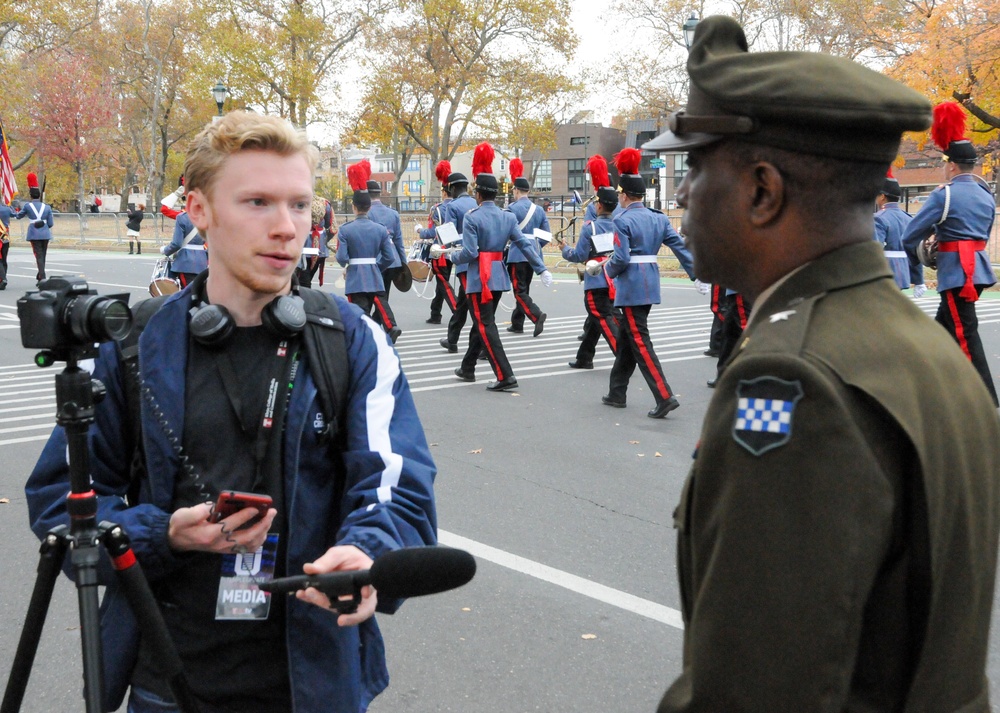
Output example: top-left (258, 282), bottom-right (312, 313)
top-left (642, 130), bottom-right (723, 152)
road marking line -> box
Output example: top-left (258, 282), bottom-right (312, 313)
top-left (438, 529), bottom-right (684, 630)
top-left (0, 434), bottom-right (51, 446)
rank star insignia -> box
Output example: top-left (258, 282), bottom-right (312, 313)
top-left (732, 377), bottom-right (804, 456)
top-left (769, 310), bottom-right (796, 323)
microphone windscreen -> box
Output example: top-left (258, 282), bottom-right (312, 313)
top-left (370, 546), bottom-right (476, 599)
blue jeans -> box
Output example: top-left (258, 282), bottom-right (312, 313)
top-left (127, 686), bottom-right (179, 713)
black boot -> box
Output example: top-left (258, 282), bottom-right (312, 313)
top-left (136, 242), bottom-right (141, 255)
top-left (128, 241), bottom-right (134, 255)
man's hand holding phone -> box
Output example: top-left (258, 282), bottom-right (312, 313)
top-left (168, 491), bottom-right (276, 555)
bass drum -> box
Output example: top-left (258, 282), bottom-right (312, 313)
top-left (408, 259), bottom-right (431, 281)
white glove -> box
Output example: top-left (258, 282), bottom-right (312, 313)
top-left (694, 279), bottom-right (711, 295)
top-left (585, 260), bottom-right (603, 276)
top-left (913, 283), bottom-right (926, 298)
top-left (413, 223), bottom-right (423, 235)
top-left (160, 245), bottom-right (169, 255)
top-left (429, 244), bottom-right (446, 259)
top-left (540, 270), bottom-right (553, 288)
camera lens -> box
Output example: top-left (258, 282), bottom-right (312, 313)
top-left (66, 295), bottom-right (133, 343)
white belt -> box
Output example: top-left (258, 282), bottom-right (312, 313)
top-left (349, 257), bottom-right (377, 265)
top-left (630, 255), bottom-right (659, 263)
top-left (302, 247), bottom-right (320, 256)
top-left (884, 250), bottom-right (906, 259)
top-left (182, 244), bottom-right (205, 250)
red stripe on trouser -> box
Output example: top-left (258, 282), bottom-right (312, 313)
top-left (434, 263), bottom-right (458, 309)
top-left (471, 294), bottom-right (504, 380)
top-left (946, 291), bottom-right (972, 360)
top-left (710, 285), bottom-right (722, 316)
top-left (178, 274), bottom-right (189, 288)
top-left (625, 306), bottom-right (670, 400)
top-left (510, 265), bottom-right (537, 323)
top-left (587, 291), bottom-right (616, 353)
top-left (373, 296), bottom-right (394, 329)
top-left (736, 295), bottom-right (748, 329)
top-left (346, 294), bottom-right (355, 304)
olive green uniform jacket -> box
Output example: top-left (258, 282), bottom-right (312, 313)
top-left (661, 241), bottom-right (1000, 713)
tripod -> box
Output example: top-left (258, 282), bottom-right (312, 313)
top-left (2, 351), bottom-right (200, 713)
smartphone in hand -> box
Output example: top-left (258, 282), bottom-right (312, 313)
top-left (209, 490), bottom-right (273, 528)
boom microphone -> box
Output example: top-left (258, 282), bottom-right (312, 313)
top-left (260, 546), bottom-right (476, 600)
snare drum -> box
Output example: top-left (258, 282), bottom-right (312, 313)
top-left (149, 257), bottom-right (179, 297)
top-left (406, 242), bottom-right (432, 281)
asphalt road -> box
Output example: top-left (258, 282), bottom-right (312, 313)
top-left (1, 250), bottom-right (1000, 712)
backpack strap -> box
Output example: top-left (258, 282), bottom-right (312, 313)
top-left (298, 287), bottom-right (349, 446)
top-left (116, 295), bottom-right (170, 505)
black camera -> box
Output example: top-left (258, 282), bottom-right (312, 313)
top-left (18, 276), bottom-right (133, 358)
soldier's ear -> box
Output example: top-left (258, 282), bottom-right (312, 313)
top-left (746, 161), bottom-right (786, 229)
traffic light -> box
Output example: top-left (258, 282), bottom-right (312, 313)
top-left (403, 184), bottom-right (410, 196)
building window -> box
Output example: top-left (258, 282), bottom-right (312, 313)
top-left (535, 160), bottom-right (552, 190)
top-left (407, 159), bottom-right (419, 172)
top-left (329, 158), bottom-right (337, 171)
top-left (499, 159), bottom-right (506, 172)
top-left (635, 131), bottom-right (656, 147)
top-left (567, 158), bottom-right (586, 191)
top-left (385, 181), bottom-right (394, 193)
top-left (569, 137), bottom-right (590, 146)
top-left (673, 154), bottom-right (688, 187)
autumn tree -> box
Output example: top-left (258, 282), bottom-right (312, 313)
top-left (197, 0), bottom-right (388, 128)
top-left (22, 51), bottom-right (116, 211)
top-left (351, 0), bottom-right (578, 195)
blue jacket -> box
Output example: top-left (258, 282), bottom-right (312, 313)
top-left (0, 203), bottom-right (13, 237)
top-left (15, 199), bottom-right (53, 241)
top-left (902, 174), bottom-right (997, 291)
top-left (417, 199), bottom-right (450, 243)
top-left (368, 201), bottom-right (405, 269)
top-left (584, 202), bottom-right (622, 223)
top-left (162, 212), bottom-right (208, 275)
top-left (873, 203), bottom-right (922, 289)
top-left (451, 200), bottom-right (545, 294)
top-left (25, 287), bottom-right (438, 712)
top-left (606, 203), bottom-right (695, 307)
top-left (562, 216), bottom-right (616, 291)
top-left (336, 216), bottom-right (396, 294)
top-left (505, 197), bottom-right (549, 264)
top-left (440, 194), bottom-right (477, 275)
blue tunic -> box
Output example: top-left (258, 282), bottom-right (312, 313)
top-left (606, 203), bottom-right (695, 307)
top-left (336, 216), bottom-right (396, 294)
top-left (162, 212), bottom-right (208, 275)
top-left (15, 199), bottom-right (53, 241)
top-left (368, 201), bottom-right (405, 269)
top-left (451, 201), bottom-right (546, 294)
top-left (440, 194), bottom-right (477, 275)
top-left (562, 216), bottom-right (617, 291)
top-left (505, 197), bottom-right (549, 264)
top-left (873, 203), bottom-right (921, 289)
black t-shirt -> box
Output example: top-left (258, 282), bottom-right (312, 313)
top-left (132, 326), bottom-right (297, 711)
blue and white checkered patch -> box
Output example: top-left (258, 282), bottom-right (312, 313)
top-left (732, 377), bottom-right (804, 456)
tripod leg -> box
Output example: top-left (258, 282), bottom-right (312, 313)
top-left (101, 525), bottom-right (202, 713)
top-left (1, 529), bottom-right (69, 713)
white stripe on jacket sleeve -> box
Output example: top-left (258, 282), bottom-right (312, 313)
top-left (361, 316), bottom-right (404, 507)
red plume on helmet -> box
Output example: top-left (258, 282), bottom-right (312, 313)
top-left (509, 158), bottom-right (524, 181)
top-left (435, 160), bottom-right (452, 185)
top-left (886, 167), bottom-right (895, 179)
top-left (931, 102), bottom-right (967, 152)
top-left (347, 162), bottom-right (369, 192)
top-left (614, 148), bottom-right (642, 176)
top-left (472, 142), bottom-right (494, 177)
top-left (588, 155), bottom-right (610, 190)
top-left (27, 172), bottom-right (39, 189)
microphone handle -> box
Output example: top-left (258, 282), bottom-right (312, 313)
top-left (260, 570), bottom-right (372, 597)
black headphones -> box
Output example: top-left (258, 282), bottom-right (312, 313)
top-left (188, 272), bottom-right (308, 347)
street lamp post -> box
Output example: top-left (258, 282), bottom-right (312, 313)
top-left (212, 80), bottom-right (229, 117)
top-left (683, 13), bottom-right (700, 49)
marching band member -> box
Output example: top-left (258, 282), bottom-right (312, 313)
top-left (902, 101), bottom-right (997, 404)
top-left (367, 167), bottom-right (406, 330)
top-left (559, 155), bottom-right (619, 369)
top-left (448, 143), bottom-right (552, 391)
top-left (337, 161), bottom-right (401, 343)
top-left (505, 157), bottom-right (550, 336)
top-left (417, 160), bottom-right (458, 324)
top-left (0, 199), bottom-right (14, 289)
top-left (600, 148), bottom-right (695, 418)
top-left (437, 171), bottom-right (477, 353)
top-left (14, 172), bottom-right (53, 283)
top-left (874, 169), bottom-right (923, 293)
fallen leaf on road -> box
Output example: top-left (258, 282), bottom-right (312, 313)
top-left (469, 449), bottom-right (482, 454)
top-left (462, 607), bottom-right (471, 612)
top-left (581, 634), bottom-right (597, 640)
top-left (637, 453), bottom-right (645, 457)
top-left (0, 498), bottom-right (9, 504)
top-left (629, 440), bottom-right (640, 445)
top-left (510, 393), bottom-right (521, 397)
top-left (655, 452), bottom-right (662, 458)
top-left (429, 442), bottom-right (439, 447)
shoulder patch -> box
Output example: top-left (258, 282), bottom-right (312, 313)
top-left (732, 377), bottom-right (804, 456)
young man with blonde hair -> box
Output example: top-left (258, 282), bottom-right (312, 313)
top-left (26, 111), bottom-right (438, 713)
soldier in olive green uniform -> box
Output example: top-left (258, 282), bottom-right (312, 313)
top-left (645, 16), bottom-right (1000, 713)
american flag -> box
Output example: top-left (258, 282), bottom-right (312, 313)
top-left (0, 118), bottom-right (17, 206)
